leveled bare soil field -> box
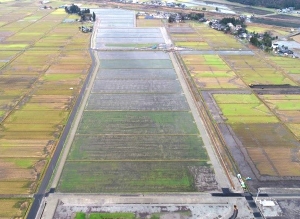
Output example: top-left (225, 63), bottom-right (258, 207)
top-left (86, 93), bottom-right (189, 111)
top-left (96, 69), bottom-right (177, 80)
top-left (92, 80), bottom-right (182, 93)
top-left (100, 59), bottom-right (173, 69)
top-left (98, 51), bottom-right (170, 59)
top-left (233, 6), bottom-right (272, 15)
top-left (251, 17), bottom-right (300, 28)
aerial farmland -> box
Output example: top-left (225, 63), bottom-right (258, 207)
top-left (56, 9), bottom-right (218, 194)
top-left (1, 0), bottom-right (300, 218)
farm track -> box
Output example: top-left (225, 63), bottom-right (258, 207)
top-left (172, 52), bottom-right (239, 190)
top-left (66, 160), bottom-right (206, 162)
top-left (76, 133), bottom-right (199, 136)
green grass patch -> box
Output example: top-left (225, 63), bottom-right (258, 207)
top-left (218, 103), bottom-right (273, 116)
top-left (213, 94), bottom-right (260, 104)
top-left (42, 74), bottom-right (82, 81)
top-left (175, 41), bottom-right (210, 49)
top-left (58, 161), bottom-right (207, 193)
top-left (68, 135), bottom-right (207, 161)
top-left (75, 212), bottom-right (86, 219)
top-left (5, 110), bottom-right (68, 124)
top-left (0, 44), bottom-right (29, 50)
top-left (5, 158), bottom-right (38, 168)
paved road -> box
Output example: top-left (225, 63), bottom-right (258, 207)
top-left (26, 22), bottom-right (99, 219)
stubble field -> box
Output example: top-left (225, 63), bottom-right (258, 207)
top-left (0, 2), bottom-right (91, 217)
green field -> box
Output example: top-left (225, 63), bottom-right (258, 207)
top-left (58, 161), bottom-right (208, 193)
top-left (213, 94), bottom-right (278, 123)
top-left (222, 55), bottom-right (296, 85)
top-left (182, 54), bottom-right (245, 89)
top-left (78, 111), bottom-right (198, 134)
top-left (68, 135), bottom-right (206, 161)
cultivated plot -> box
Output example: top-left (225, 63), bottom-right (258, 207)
top-left (99, 59), bottom-right (173, 69)
top-left (0, 4), bottom-right (92, 216)
top-left (68, 135), bottom-right (206, 160)
top-left (222, 55), bottom-right (296, 85)
top-left (58, 26), bottom-right (214, 193)
top-left (96, 69), bottom-right (177, 80)
top-left (86, 93), bottom-right (189, 111)
top-left (92, 80), bottom-right (183, 94)
top-left (260, 94), bottom-right (300, 139)
top-left (59, 161), bottom-right (210, 193)
top-left (77, 111), bottom-right (198, 135)
top-left (181, 54), bottom-right (246, 89)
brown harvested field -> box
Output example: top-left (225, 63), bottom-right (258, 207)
top-left (193, 77), bottom-right (245, 89)
top-left (287, 124), bottom-right (300, 139)
top-left (292, 34), bottom-right (300, 43)
top-left (0, 158), bottom-right (40, 181)
top-left (246, 147), bottom-right (278, 176)
top-left (0, 182), bottom-right (30, 194)
top-left (45, 64), bottom-right (91, 74)
top-left (230, 123), bottom-right (300, 177)
top-left (0, 3), bottom-right (92, 215)
top-left (0, 199), bottom-right (30, 218)
top-left (276, 111), bottom-right (300, 123)
top-left (231, 123), bottom-right (299, 148)
top-left (264, 148), bottom-right (300, 176)
top-left (136, 18), bottom-right (163, 27)
top-left (0, 146), bottom-right (46, 158)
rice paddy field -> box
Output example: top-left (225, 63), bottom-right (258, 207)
top-left (213, 93), bottom-right (300, 177)
top-left (260, 94), bottom-right (300, 139)
top-left (58, 48), bottom-right (213, 192)
top-left (246, 23), bottom-right (290, 36)
top-left (176, 19), bottom-right (300, 182)
top-left (136, 18), bottom-right (163, 27)
top-left (0, 1), bottom-right (91, 217)
top-left (221, 55), bottom-right (296, 85)
top-left (181, 54), bottom-right (246, 89)
top-left (266, 56), bottom-right (300, 83)
top-left (169, 22), bottom-right (246, 51)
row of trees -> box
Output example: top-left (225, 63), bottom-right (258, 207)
top-left (219, 17), bottom-right (246, 27)
top-left (250, 32), bottom-right (273, 52)
top-left (65, 4), bottom-right (96, 21)
top-left (168, 12), bottom-right (205, 23)
top-left (227, 0), bottom-right (300, 9)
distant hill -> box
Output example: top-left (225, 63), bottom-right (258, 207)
top-left (226, 0), bottom-right (300, 9)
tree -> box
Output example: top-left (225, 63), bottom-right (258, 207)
top-left (92, 12), bottom-right (96, 21)
top-left (215, 7), bottom-right (219, 11)
top-left (69, 4), bottom-right (80, 13)
top-left (168, 15), bottom-right (175, 23)
top-left (202, 7), bottom-right (206, 10)
top-left (250, 35), bottom-right (260, 47)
